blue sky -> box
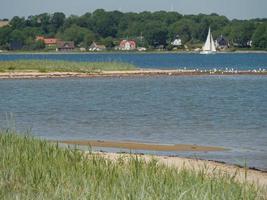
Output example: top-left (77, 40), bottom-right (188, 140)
top-left (0, 0), bottom-right (266, 19)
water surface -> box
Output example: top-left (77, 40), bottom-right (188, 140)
top-left (0, 53), bottom-right (267, 70)
top-left (0, 76), bottom-right (266, 170)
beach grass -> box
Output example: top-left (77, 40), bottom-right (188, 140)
top-left (0, 60), bottom-right (136, 73)
top-left (0, 130), bottom-right (264, 200)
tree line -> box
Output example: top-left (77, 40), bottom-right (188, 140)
top-left (0, 9), bottom-right (267, 50)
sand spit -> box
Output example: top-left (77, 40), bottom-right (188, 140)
top-left (0, 69), bottom-right (267, 79)
top-left (57, 140), bottom-right (226, 152)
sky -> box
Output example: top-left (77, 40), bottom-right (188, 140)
top-left (0, 0), bottom-right (266, 20)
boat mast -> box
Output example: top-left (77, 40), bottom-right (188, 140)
top-left (209, 27), bottom-right (212, 51)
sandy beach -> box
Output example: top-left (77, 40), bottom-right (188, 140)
top-left (93, 151), bottom-right (267, 192)
top-left (57, 139), bottom-right (267, 191)
top-left (0, 69), bottom-right (267, 79)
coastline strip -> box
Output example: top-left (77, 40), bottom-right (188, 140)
top-left (93, 152), bottom-right (267, 191)
top-left (56, 140), bottom-right (226, 152)
top-left (1, 69), bottom-right (267, 79)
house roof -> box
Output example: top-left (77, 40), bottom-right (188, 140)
top-left (44, 38), bottom-right (58, 45)
top-left (120, 40), bottom-right (136, 46)
top-left (89, 42), bottom-right (106, 49)
top-left (57, 41), bottom-right (75, 49)
top-left (216, 35), bottom-right (228, 43)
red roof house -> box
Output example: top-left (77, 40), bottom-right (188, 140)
top-left (119, 40), bottom-right (136, 50)
top-left (36, 36), bottom-right (58, 47)
top-left (43, 38), bottom-right (58, 46)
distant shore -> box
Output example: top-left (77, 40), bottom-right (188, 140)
top-left (1, 69), bottom-right (267, 79)
top-left (1, 50), bottom-right (267, 55)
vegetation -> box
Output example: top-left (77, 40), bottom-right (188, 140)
top-left (0, 60), bottom-right (136, 73)
top-left (0, 131), bottom-right (264, 199)
top-left (0, 10), bottom-right (267, 50)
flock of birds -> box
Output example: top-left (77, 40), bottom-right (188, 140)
top-left (178, 67), bottom-right (267, 74)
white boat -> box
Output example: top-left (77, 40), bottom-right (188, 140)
top-left (200, 27), bottom-right (216, 54)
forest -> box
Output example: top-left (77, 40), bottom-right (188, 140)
top-left (0, 9), bottom-right (267, 50)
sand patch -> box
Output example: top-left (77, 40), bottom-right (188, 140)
top-left (57, 139), bottom-right (226, 152)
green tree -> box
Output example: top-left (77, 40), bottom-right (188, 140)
top-left (91, 9), bottom-right (118, 38)
top-left (169, 19), bottom-right (196, 43)
top-left (58, 24), bottom-right (95, 46)
top-left (51, 12), bottom-right (66, 29)
top-left (101, 37), bottom-right (115, 49)
top-left (10, 16), bottom-right (26, 29)
top-left (144, 22), bottom-right (168, 47)
top-left (229, 21), bottom-right (255, 46)
top-left (9, 29), bottom-right (26, 44)
top-left (0, 26), bottom-right (12, 46)
top-left (252, 23), bottom-right (267, 49)
top-left (2, 9), bottom-right (266, 51)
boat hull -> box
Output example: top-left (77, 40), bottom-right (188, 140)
top-left (200, 51), bottom-right (216, 55)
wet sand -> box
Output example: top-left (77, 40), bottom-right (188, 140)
top-left (57, 139), bottom-right (226, 152)
top-left (0, 69), bottom-right (267, 79)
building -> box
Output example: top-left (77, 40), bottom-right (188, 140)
top-left (171, 35), bottom-right (182, 47)
top-left (247, 40), bottom-right (253, 47)
top-left (56, 41), bottom-right (75, 52)
top-left (119, 40), bottom-right (136, 50)
top-left (44, 38), bottom-right (58, 47)
top-left (89, 42), bottom-right (106, 51)
top-left (215, 35), bottom-right (229, 49)
top-left (36, 36), bottom-right (58, 49)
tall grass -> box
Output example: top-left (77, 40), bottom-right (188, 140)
top-left (0, 60), bottom-right (136, 73)
top-left (0, 130), bottom-right (264, 200)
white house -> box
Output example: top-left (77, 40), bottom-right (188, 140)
top-left (171, 35), bottom-right (182, 47)
top-left (89, 42), bottom-right (106, 51)
top-left (171, 38), bottom-right (182, 46)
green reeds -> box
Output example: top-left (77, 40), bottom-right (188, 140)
top-left (0, 130), bottom-right (264, 200)
top-left (0, 60), bottom-right (136, 73)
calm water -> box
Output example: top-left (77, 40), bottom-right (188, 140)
top-left (0, 76), bottom-right (267, 170)
top-left (0, 53), bottom-right (267, 70)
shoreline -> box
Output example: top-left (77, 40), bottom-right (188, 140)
top-left (58, 139), bottom-right (267, 190)
top-left (1, 69), bottom-right (267, 79)
top-left (92, 151), bottom-right (267, 190)
top-left (1, 50), bottom-right (267, 55)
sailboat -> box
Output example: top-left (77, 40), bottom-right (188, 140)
top-left (200, 27), bottom-right (216, 54)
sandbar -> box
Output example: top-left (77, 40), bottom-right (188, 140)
top-left (57, 139), bottom-right (226, 152)
top-left (0, 69), bottom-right (267, 79)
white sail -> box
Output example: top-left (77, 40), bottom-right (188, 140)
top-left (210, 32), bottom-right (216, 52)
top-left (202, 28), bottom-right (211, 51)
top-left (201, 27), bottom-right (216, 54)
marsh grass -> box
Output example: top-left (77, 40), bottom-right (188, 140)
top-left (0, 130), bottom-right (264, 200)
top-left (0, 60), bottom-right (136, 73)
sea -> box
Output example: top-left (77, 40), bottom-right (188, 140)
top-left (0, 53), bottom-right (267, 170)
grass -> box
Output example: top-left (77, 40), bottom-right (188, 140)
top-left (0, 130), bottom-right (264, 200)
top-left (0, 60), bottom-right (136, 73)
